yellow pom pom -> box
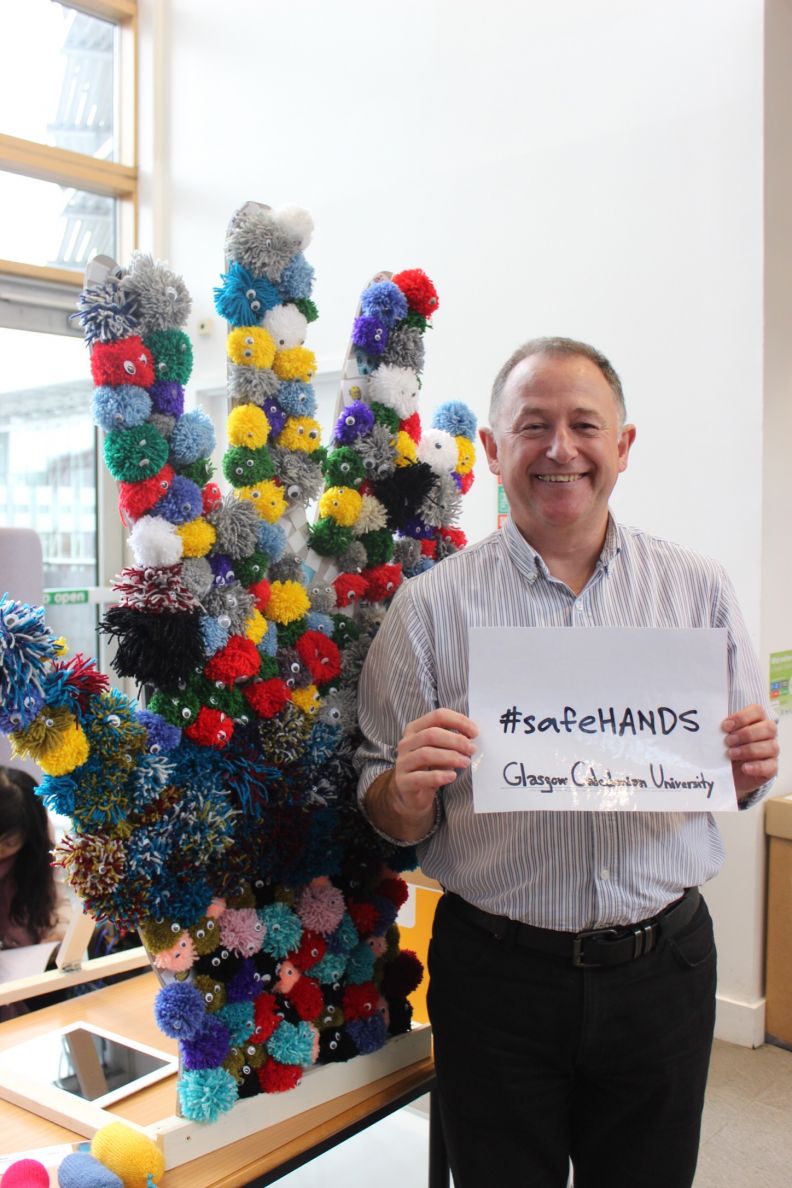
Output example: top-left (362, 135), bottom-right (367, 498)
top-left (318, 485), bottom-right (363, 527)
top-left (267, 580), bottom-right (311, 625)
top-left (394, 430), bottom-right (418, 468)
top-left (227, 403), bottom-right (271, 449)
top-left (227, 325), bottom-right (276, 369)
top-left (276, 415), bottom-right (322, 453)
top-left (91, 1120), bottom-right (165, 1188)
top-left (53, 636), bottom-right (69, 656)
top-left (272, 346), bottom-right (316, 382)
top-left (292, 684), bottom-right (321, 716)
top-left (455, 435), bottom-right (475, 474)
top-left (10, 707), bottom-right (89, 776)
top-left (177, 517), bottom-right (217, 557)
top-left (244, 607), bottom-right (267, 645)
top-left (238, 479), bottom-right (286, 523)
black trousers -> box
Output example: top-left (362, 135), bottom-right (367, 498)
top-left (427, 892), bottom-right (717, 1188)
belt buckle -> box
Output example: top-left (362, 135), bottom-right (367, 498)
top-left (572, 927), bottom-right (620, 967)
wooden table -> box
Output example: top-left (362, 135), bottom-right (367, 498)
top-left (0, 972), bottom-right (448, 1187)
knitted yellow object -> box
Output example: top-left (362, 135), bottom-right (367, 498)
top-left (318, 485), bottom-right (362, 527)
top-left (291, 684), bottom-right (321, 716)
top-left (455, 435), bottom-right (475, 474)
top-left (90, 1120), bottom-right (165, 1187)
top-left (226, 325), bottom-right (276, 369)
top-left (10, 708), bottom-right (89, 776)
top-left (237, 479), bottom-right (287, 523)
top-left (227, 403), bottom-right (271, 449)
top-left (277, 415), bottom-right (322, 453)
top-left (266, 580), bottom-right (311, 625)
top-left (244, 608), bottom-right (267, 645)
top-left (272, 345), bottom-right (316, 382)
top-left (177, 517), bottom-right (217, 557)
top-left (393, 430), bottom-right (418, 468)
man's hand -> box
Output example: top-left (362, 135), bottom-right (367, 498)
top-left (722, 705), bottom-right (779, 802)
top-left (364, 708), bottom-right (478, 842)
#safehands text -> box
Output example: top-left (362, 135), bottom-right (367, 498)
top-left (498, 704), bottom-right (700, 737)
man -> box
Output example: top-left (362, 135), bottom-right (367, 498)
top-left (356, 337), bottom-right (778, 1188)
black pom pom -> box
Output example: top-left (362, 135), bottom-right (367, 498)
top-left (99, 606), bottom-right (205, 685)
top-left (373, 462), bottom-right (435, 531)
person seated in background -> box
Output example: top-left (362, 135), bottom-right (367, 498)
top-left (0, 765), bottom-right (69, 951)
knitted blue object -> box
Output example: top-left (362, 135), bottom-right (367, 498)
top-left (278, 253), bottom-right (314, 300)
top-left (276, 380), bottom-right (317, 417)
top-left (169, 409), bottom-right (216, 465)
top-left (213, 261), bottom-right (281, 325)
top-left (58, 1151), bottom-right (123, 1187)
top-left (433, 400), bottom-right (478, 440)
top-left (360, 279), bottom-right (408, 327)
top-left (0, 596), bottom-right (59, 731)
top-left (154, 980), bottom-right (206, 1040)
top-left (258, 901), bottom-right (302, 958)
top-left (178, 1066), bottom-right (238, 1122)
top-left (267, 1019), bottom-right (315, 1066)
top-left (92, 384), bottom-right (152, 431)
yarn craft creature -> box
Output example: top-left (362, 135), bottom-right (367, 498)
top-left (0, 207), bottom-right (474, 1123)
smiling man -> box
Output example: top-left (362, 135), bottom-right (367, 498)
top-left (356, 337), bottom-right (778, 1188)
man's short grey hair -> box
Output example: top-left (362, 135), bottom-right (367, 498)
top-left (489, 336), bottom-right (626, 427)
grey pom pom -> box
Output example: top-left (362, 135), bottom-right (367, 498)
top-left (393, 537), bottom-right (421, 569)
top-left (228, 363), bottom-right (280, 405)
top-left (268, 556), bottom-right (304, 584)
top-left (227, 209), bottom-right (301, 282)
top-left (180, 557), bottom-right (213, 600)
top-left (149, 412), bottom-right (175, 440)
top-left (336, 541), bottom-right (367, 573)
top-left (120, 252), bottom-right (191, 332)
top-left (319, 686), bottom-right (358, 732)
top-left (269, 447), bottom-right (324, 504)
top-left (357, 423), bottom-right (396, 480)
top-left (208, 494), bottom-right (260, 560)
top-left (419, 474), bottom-right (462, 528)
top-left (381, 325), bottom-right (425, 373)
top-left (203, 580), bottom-right (255, 635)
top-left (356, 605), bottom-right (387, 637)
top-left (307, 582), bottom-right (337, 613)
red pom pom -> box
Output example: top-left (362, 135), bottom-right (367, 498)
top-left (347, 901), bottom-right (379, 936)
top-left (382, 949), bottom-right (424, 998)
top-left (295, 630), bottom-right (341, 685)
top-left (259, 1059), bottom-right (302, 1093)
top-left (0, 1159), bottom-right (49, 1187)
top-left (118, 464), bottom-right (174, 522)
top-left (399, 411), bottom-right (421, 443)
top-left (458, 471), bottom-right (474, 494)
top-left (253, 992), bottom-right (280, 1043)
top-left (441, 525), bottom-right (467, 549)
top-left (376, 876), bottom-right (409, 909)
top-left (391, 269), bottom-right (439, 318)
top-left (184, 706), bottom-right (234, 748)
top-left (243, 678), bottom-right (292, 719)
top-left (202, 481), bottom-right (223, 514)
top-left (342, 981), bottom-right (379, 1020)
top-left (204, 635), bottom-right (260, 682)
top-left (289, 929), bottom-right (327, 970)
top-left (91, 336), bottom-right (155, 387)
top-left (420, 538), bottom-right (438, 558)
top-left (358, 479), bottom-right (375, 497)
top-left (361, 563), bottom-right (402, 603)
top-left (333, 573), bottom-right (368, 607)
top-left (287, 976), bottom-right (324, 1022)
top-left (248, 579), bottom-right (271, 611)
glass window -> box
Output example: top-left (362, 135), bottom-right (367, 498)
top-left (0, 2), bottom-right (117, 162)
top-left (0, 327), bottom-right (99, 662)
top-left (0, 173), bottom-right (117, 271)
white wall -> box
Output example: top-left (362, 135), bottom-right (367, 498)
top-left (139, 0), bottom-right (773, 1038)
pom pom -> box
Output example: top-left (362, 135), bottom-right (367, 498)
top-left (205, 635), bottom-right (260, 683)
top-left (267, 1019), bottom-right (316, 1067)
top-left (333, 573), bottom-right (368, 607)
top-left (243, 678), bottom-right (291, 719)
top-left (2, 1159), bottom-right (50, 1187)
top-left (184, 706), bottom-right (234, 749)
top-left (177, 517), bottom-right (217, 558)
top-left (236, 479), bottom-right (285, 523)
top-left (333, 400), bottom-right (375, 444)
top-left (92, 384), bottom-right (152, 431)
top-left (223, 444), bottom-right (275, 488)
top-left (150, 379), bottom-right (185, 417)
top-left (227, 403), bottom-right (271, 449)
top-left (90, 336), bottom-right (154, 388)
top-left (90, 1120), bottom-right (165, 1187)
top-left (257, 520), bottom-right (287, 561)
top-left (391, 268), bottom-right (439, 317)
top-left (266, 580), bottom-right (310, 626)
top-left (137, 709), bottom-right (181, 753)
top-left (178, 1067), bottom-right (238, 1122)
top-left (352, 315), bottom-right (389, 356)
top-left (209, 495), bottom-right (262, 559)
top-left (296, 880), bottom-right (345, 935)
top-left (367, 364), bottom-right (419, 420)
top-left (274, 205), bottom-right (314, 250)
top-left (382, 324), bottom-right (425, 372)
top-left (360, 279), bottom-right (408, 327)
top-left (278, 253), bottom-right (315, 300)
top-left (104, 423), bottom-right (169, 482)
top-left (382, 949), bottom-right (424, 998)
top-left (0, 597), bottom-right (59, 731)
top-left (227, 325), bottom-right (277, 369)
top-left (182, 1014), bottom-right (231, 1069)
top-left (118, 464), bottom-right (174, 522)
top-left (417, 428), bottom-right (457, 474)
top-left (393, 430), bottom-right (418, 467)
top-left (342, 981), bottom-right (380, 1021)
top-left (295, 631), bottom-right (341, 686)
top-left (75, 276), bottom-right (138, 346)
top-left (434, 400), bottom-right (477, 440)
top-left (259, 1060), bottom-right (302, 1093)
top-left (325, 445), bottom-right (365, 489)
top-left (295, 296), bottom-right (319, 322)
top-left (144, 328), bottom-right (193, 386)
top-left (11, 708), bottom-right (89, 776)
top-left (120, 251), bottom-right (192, 332)
top-left (220, 906), bottom-right (265, 956)
top-left (272, 346), bottom-right (316, 383)
top-left (227, 208), bottom-right (300, 281)
top-left (362, 563), bottom-right (402, 602)
top-left (276, 415), bottom-right (321, 453)
top-left (455, 435), bottom-right (475, 474)
top-left (375, 462), bottom-right (436, 531)
top-left (58, 1151), bottom-right (123, 1188)
top-left (318, 486), bottom-right (362, 527)
top-left (370, 401), bottom-right (400, 433)
top-left (263, 304), bottom-right (308, 350)
top-left (154, 980), bottom-right (206, 1039)
top-left (125, 516), bottom-right (182, 567)
top-left (276, 380), bottom-right (317, 417)
top-left (259, 901), bottom-right (303, 958)
top-left (214, 261), bottom-right (281, 325)
top-left (152, 473), bottom-right (203, 525)
top-left (170, 409), bottom-right (216, 465)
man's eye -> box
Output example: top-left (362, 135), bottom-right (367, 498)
top-left (575, 423), bottom-right (599, 433)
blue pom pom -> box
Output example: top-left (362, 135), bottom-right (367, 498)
top-left (137, 709), bottom-right (182, 753)
top-left (154, 981), bottom-right (206, 1039)
top-left (305, 611), bottom-right (333, 636)
top-left (259, 901), bottom-right (302, 958)
top-left (333, 400), bottom-right (375, 445)
top-left (152, 474), bottom-right (203, 525)
top-left (217, 1001), bottom-right (255, 1045)
top-left (328, 911), bottom-right (358, 954)
top-left (278, 253), bottom-right (314, 301)
top-left (276, 381), bottom-right (317, 417)
top-left (169, 409), bottom-right (216, 464)
top-left (182, 1014), bottom-right (231, 1070)
top-left (200, 615), bottom-right (230, 657)
top-left (257, 619), bottom-right (278, 657)
top-left (0, 596), bottom-right (59, 731)
top-left (346, 940), bottom-right (376, 982)
top-left (133, 752), bottom-right (176, 803)
top-left (214, 262), bottom-right (281, 326)
top-left (37, 772), bottom-right (77, 817)
top-left (306, 951), bottom-right (347, 982)
top-left (433, 401), bottom-right (477, 440)
top-left (178, 1067), bottom-right (238, 1122)
top-left (347, 1014), bottom-right (387, 1055)
top-left (360, 280), bottom-right (408, 328)
top-left (92, 384), bottom-right (152, 431)
top-left (59, 1151), bottom-right (123, 1188)
top-left (267, 1019), bottom-right (316, 1067)
top-left (257, 520), bottom-right (286, 561)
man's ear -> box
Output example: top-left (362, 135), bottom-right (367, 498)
top-left (617, 423), bottom-right (636, 474)
top-left (479, 426), bottom-right (501, 477)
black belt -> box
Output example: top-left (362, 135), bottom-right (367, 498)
top-left (444, 887), bottom-right (701, 968)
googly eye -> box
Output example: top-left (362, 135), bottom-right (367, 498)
top-left (124, 360), bottom-right (136, 375)
top-left (250, 301), bottom-right (261, 312)
top-left (345, 415), bottom-right (355, 426)
top-left (211, 956), bottom-right (220, 967)
top-left (150, 742), bottom-right (161, 754)
top-left (235, 465), bottom-right (244, 476)
top-left (242, 1064), bottom-right (251, 1075)
top-left (181, 707), bottom-right (192, 720)
top-left (287, 484), bottom-right (299, 500)
top-left (206, 920), bottom-right (216, 931)
top-left (204, 992), bottom-right (214, 1003)
top-left (245, 335), bottom-right (254, 345)
top-left (246, 289), bottom-right (256, 299)
top-left (329, 1040), bottom-right (338, 1050)
top-left (170, 923), bottom-right (181, 934)
top-left (196, 928), bottom-right (206, 939)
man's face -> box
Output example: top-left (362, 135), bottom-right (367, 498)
top-left (479, 352), bottom-right (635, 546)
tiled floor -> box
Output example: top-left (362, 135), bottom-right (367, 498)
top-left (275, 1039), bottom-right (792, 1187)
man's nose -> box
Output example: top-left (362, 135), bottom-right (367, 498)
top-left (546, 427), bottom-right (577, 463)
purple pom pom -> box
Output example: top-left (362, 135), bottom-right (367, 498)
top-left (261, 397), bottom-right (288, 437)
top-left (154, 981), bottom-right (206, 1039)
top-left (152, 474), bottom-right (203, 524)
top-left (347, 1014), bottom-right (387, 1055)
top-left (352, 316), bottom-right (389, 357)
top-left (150, 380), bottom-right (185, 417)
top-left (136, 709), bottom-right (182, 753)
top-left (226, 958), bottom-right (260, 1003)
top-left (401, 516), bottom-right (434, 539)
top-left (182, 1015), bottom-right (231, 1070)
top-left (334, 401), bottom-right (375, 444)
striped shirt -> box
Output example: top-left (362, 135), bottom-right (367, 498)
top-left (356, 514), bottom-right (769, 931)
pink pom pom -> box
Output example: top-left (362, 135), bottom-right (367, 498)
top-left (296, 880), bottom-right (345, 935)
top-left (1, 1158), bottom-right (49, 1187)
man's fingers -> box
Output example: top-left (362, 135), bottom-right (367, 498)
top-left (404, 708), bottom-right (478, 741)
top-left (727, 738), bottom-right (780, 762)
top-left (399, 726), bottom-right (477, 762)
top-left (398, 743), bottom-right (473, 774)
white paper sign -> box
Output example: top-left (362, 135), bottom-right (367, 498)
top-left (468, 628), bottom-right (734, 812)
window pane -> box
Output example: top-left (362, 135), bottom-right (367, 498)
top-left (0, 327), bottom-right (99, 662)
top-left (0, 173), bottom-right (116, 271)
top-left (0, 1), bottom-right (117, 162)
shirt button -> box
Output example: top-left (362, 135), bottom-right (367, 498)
top-left (600, 868), bottom-right (611, 880)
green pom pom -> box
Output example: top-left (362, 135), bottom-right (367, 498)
top-left (258, 655), bottom-right (279, 680)
top-left (223, 445), bottom-right (275, 488)
top-left (189, 675), bottom-right (246, 718)
top-left (308, 518), bottom-right (353, 557)
top-left (360, 528), bottom-right (394, 566)
top-left (312, 445), bottom-right (328, 468)
top-left (324, 445), bottom-right (365, 488)
top-left (144, 329), bottom-right (194, 384)
top-left (278, 617), bottom-right (308, 647)
top-left (295, 297), bottom-right (319, 323)
top-left (179, 457), bottom-right (214, 485)
top-left (331, 614), bottom-right (360, 646)
top-left (403, 310), bottom-right (428, 333)
top-left (370, 402), bottom-right (400, 433)
top-left (149, 687), bottom-right (201, 728)
top-left (235, 550), bottom-right (270, 585)
top-left (104, 424), bottom-right (169, 481)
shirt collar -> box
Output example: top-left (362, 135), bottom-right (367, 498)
top-left (501, 512), bottom-right (622, 583)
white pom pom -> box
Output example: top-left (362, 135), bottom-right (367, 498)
top-left (128, 516), bottom-right (183, 567)
top-left (367, 364), bottom-right (419, 419)
top-left (417, 428), bottom-right (458, 474)
top-left (263, 304), bottom-right (309, 349)
top-left (274, 206), bottom-right (314, 251)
